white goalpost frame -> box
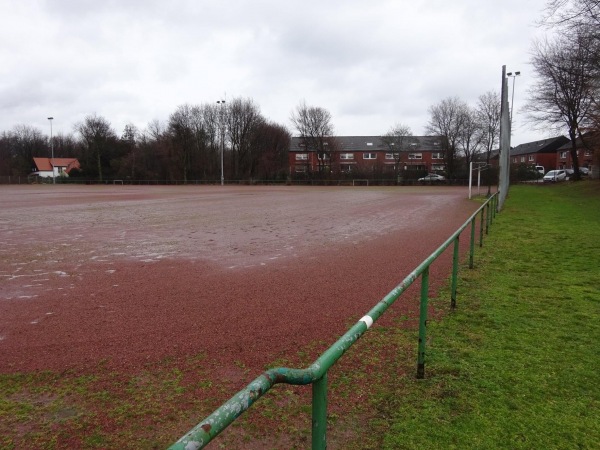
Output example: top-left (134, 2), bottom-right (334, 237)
top-left (468, 162), bottom-right (489, 199)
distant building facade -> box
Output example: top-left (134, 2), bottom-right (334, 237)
top-left (289, 135), bottom-right (446, 177)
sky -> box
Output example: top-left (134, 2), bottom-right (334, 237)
top-left (1, 0), bottom-right (553, 146)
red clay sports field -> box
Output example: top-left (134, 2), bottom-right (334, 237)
top-left (0, 185), bottom-right (480, 373)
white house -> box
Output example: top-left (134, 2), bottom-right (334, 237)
top-left (31, 157), bottom-right (81, 178)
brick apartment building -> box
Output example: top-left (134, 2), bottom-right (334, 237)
top-left (509, 136), bottom-right (569, 173)
top-left (289, 135), bottom-right (446, 177)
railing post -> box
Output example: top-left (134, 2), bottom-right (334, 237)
top-left (485, 203), bottom-right (490, 235)
top-left (494, 193), bottom-right (498, 216)
top-left (312, 373), bottom-right (328, 450)
top-left (417, 266), bottom-right (430, 379)
top-left (479, 208), bottom-right (484, 247)
top-left (469, 217), bottom-right (476, 269)
top-left (451, 237), bottom-right (459, 309)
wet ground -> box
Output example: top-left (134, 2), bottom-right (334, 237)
top-left (0, 185), bottom-right (479, 373)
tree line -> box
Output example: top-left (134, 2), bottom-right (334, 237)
top-left (0, 97), bottom-right (291, 182)
top-left (1, 92), bottom-right (501, 183)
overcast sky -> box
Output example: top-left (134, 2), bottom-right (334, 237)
top-left (1, 0), bottom-right (552, 146)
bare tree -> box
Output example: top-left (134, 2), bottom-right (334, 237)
top-left (541, 0), bottom-right (600, 32)
top-left (475, 91), bottom-right (501, 194)
top-left (121, 123), bottom-right (138, 179)
top-left (0, 125), bottom-right (46, 176)
top-left (476, 91), bottom-right (501, 165)
top-left (381, 123), bottom-right (413, 183)
top-left (227, 97), bottom-right (264, 179)
top-left (168, 104), bottom-right (196, 182)
top-left (290, 101), bottom-right (335, 175)
top-left (250, 121), bottom-right (291, 180)
top-left (525, 33), bottom-right (597, 179)
top-left (199, 103), bottom-right (221, 178)
top-left (459, 107), bottom-right (484, 169)
top-left (75, 114), bottom-right (117, 181)
top-left (540, 0), bottom-right (600, 140)
top-left (137, 120), bottom-right (170, 180)
top-left (426, 97), bottom-right (468, 178)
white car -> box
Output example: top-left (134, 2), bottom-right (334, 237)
top-left (543, 170), bottom-right (567, 182)
top-left (418, 174), bottom-right (446, 182)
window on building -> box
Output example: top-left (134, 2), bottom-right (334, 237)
top-left (528, 155), bottom-right (534, 161)
top-left (340, 153), bottom-right (354, 160)
top-left (318, 153), bottom-right (330, 160)
top-left (408, 153), bottom-right (422, 160)
top-left (295, 153), bottom-right (308, 160)
top-left (432, 152), bottom-right (444, 159)
top-left (520, 156), bottom-right (525, 162)
top-left (513, 157), bottom-right (518, 163)
top-left (584, 150), bottom-right (591, 156)
top-left (295, 165), bottom-right (307, 173)
top-left (431, 164), bottom-right (445, 171)
top-left (560, 151), bottom-right (567, 159)
top-left (385, 153), bottom-right (397, 160)
top-left (406, 164), bottom-right (426, 171)
top-left (363, 153), bottom-right (377, 159)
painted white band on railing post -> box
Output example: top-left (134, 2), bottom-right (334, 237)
top-left (359, 315), bottom-right (374, 329)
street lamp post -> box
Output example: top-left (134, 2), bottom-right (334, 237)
top-left (507, 71), bottom-right (521, 126)
top-left (217, 100), bottom-right (225, 186)
top-left (48, 117), bottom-right (54, 184)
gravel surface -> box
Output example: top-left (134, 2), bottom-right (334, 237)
top-left (0, 185), bottom-right (479, 374)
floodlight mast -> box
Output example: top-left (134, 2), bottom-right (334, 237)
top-left (507, 71), bottom-right (521, 125)
top-left (217, 100), bottom-right (226, 186)
top-left (48, 117), bottom-right (54, 184)
top-left (497, 65), bottom-right (512, 211)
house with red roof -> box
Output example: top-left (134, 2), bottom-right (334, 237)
top-left (31, 157), bottom-right (81, 179)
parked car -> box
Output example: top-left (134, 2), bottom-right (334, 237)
top-left (566, 167), bottom-right (590, 179)
top-left (418, 173), bottom-right (446, 182)
top-left (535, 165), bottom-right (545, 175)
top-left (543, 170), bottom-right (567, 182)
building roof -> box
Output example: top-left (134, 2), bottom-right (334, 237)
top-left (556, 132), bottom-right (599, 151)
top-left (33, 157), bottom-right (81, 173)
top-left (290, 135), bottom-right (444, 152)
top-left (510, 136), bottom-right (569, 157)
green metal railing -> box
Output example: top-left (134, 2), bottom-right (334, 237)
top-left (169, 193), bottom-right (499, 450)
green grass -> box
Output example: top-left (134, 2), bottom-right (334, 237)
top-left (378, 182), bottom-right (600, 449)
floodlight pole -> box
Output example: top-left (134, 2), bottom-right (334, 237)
top-left (217, 100), bottom-right (226, 186)
top-left (498, 65), bottom-right (512, 212)
top-left (48, 117), bottom-right (54, 184)
top-left (507, 71), bottom-right (520, 125)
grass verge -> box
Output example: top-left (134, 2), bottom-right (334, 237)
top-left (376, 182), bottom-right (600, 449)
